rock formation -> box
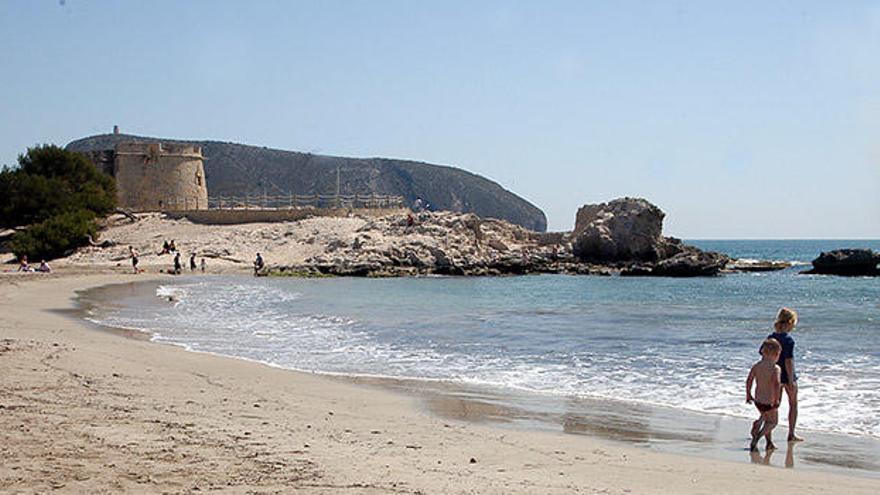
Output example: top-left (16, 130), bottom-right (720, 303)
top-left (272, 211), bottom-right (610, 277)
top-left (724, 259), bottom-right (792, 273)
top-left (802, 249), bottom-right (880, 276)
top-left (573, 198), bottom-right (666, 261)
top-left (65, 194), bottom-right (733, 278)
top-left (572, 198), bottom-right (728, 276)
top-left (268, 198), bottom-right (727, 278)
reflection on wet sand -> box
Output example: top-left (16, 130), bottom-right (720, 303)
top-left (750, 448), bottom-right (776, 465)
top-left (341, 375), bottom-right (880, 479)
top-left (748, 442), bottom-right (798, 470)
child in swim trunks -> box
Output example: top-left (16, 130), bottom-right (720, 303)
top-left (746, 338), bottom-right (782, 451)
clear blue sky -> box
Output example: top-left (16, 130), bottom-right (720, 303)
top-left (1, 1), bottom-right (878, 237)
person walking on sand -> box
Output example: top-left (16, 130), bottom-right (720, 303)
top-left (746, 338), bottom-right (782, 451)
top-left (173, 252), bottom-right (182, 275)
top-left (189, 252), bottom-right (197, 272)
top-left (768, 307), bottom-right (804, 442)
top-left (129, 246), bottom-right (140, 274)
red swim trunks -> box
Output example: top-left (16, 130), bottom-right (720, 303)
top-left (755, 402), bottom-right (779, 413)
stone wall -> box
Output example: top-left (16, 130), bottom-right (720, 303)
top-left (113, 142), bottom-right (208, 212)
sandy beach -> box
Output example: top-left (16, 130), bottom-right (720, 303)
top-left (0, 271), bottom-right (878, 494)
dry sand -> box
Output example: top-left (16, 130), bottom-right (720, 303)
top-left (1, 271), bottom-right (878, 494)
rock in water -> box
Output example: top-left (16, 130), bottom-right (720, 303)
top-left (651, 248), bottom-right (728, 277)
top-left (803, 249), bottom-right (880, 276)
top-left (572, 197), bottom-right (729, 276)
top-left (572, 197), bottom-right (665, 262)
top-left (725, 259), bottom-right (792, 272)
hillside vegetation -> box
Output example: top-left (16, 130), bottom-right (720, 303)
top-left (67, 134), bottom-right (547, 231)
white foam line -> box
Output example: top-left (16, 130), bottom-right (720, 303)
top-left (88, 313), bottom-right (880, 441)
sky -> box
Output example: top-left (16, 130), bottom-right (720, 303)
top-left (1, 1), bottom-right (878, 237)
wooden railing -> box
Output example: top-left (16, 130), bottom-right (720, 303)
top-left (204, 194), bottom-right (405, 210)
top-left (162, 197), bottom-right (207, 211)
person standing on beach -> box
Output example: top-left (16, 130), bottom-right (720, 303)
top-left (768, 307), bottom-right (804, 442)
top-left (746, 339), bottom-right (782, 451)
top-left (189, 252), bottom-right (197, 272)
top-left (200, 257), bottom-right (206, 273)
top-left (129, 246), bottom-right (140, 274)
top-left (253, 253), bottom-right (264, 276)
top-left (173, 252), bottom-right (182, 275)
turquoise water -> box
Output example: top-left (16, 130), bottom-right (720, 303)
top-left (90, 240), bottom-right (880, 444)
top-left (690, 239), bottom-right (880, 263)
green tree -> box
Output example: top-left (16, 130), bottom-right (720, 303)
top-left (2, 145), bottom-right (116, 261)
top-left (0, 145), bottom-right (116, 228)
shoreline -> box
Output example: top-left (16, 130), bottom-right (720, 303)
top-left (1, 272), bottom-right (878, 493)
top-left (79, 275), bottom-right (880, 478)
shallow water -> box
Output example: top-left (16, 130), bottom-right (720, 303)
top-left (84, 239), bottom-right (880, 474)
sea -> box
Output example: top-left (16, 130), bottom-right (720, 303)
top-left (84, 239), bottom-right (880, 474)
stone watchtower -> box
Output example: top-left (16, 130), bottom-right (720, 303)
top-left (109, 142), bottom-right (209, 211)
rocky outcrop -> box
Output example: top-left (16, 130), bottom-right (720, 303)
top-left (802, 249), bottom-right (880, 276)
top-left (652, 249), bottom-right (729, 277)
top-left (572, 198), bottom-right (727, 277)
top-left (725, 259), bottom-right (792, 273)
top-left (620, 247), bottom-right (729, 277)
top-left (572, 198), bottom-right (666, 262)
top-left (267, 198), bottom-right (728, 278)
top-left (270, 211), bottom-right (613, 277)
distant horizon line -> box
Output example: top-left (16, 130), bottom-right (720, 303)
top-left (679, 238), bottom-right (880, 241)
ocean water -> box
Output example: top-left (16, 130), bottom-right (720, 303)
top-left (89, 240), bottom-right (880, 442)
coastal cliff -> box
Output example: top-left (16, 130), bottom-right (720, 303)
top-left (66, 134), bottom-right (548, 232)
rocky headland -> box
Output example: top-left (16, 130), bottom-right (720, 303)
top-left (22, 197), bottom-right (736, 278)
top-left (274, 197), bottom-right (730, 277)
top-left (66, 134), bottom-right (548, 231)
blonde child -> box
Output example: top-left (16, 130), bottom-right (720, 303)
top-left (769, 307), bottom-right (803, 442)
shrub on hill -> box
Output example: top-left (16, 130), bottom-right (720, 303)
top-left (10, 209), bottom-right (98, 261)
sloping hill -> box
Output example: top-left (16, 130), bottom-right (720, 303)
top-left (66, 134), bottom-right (547, 231)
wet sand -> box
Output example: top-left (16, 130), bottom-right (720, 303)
top-left (1, 271), bottom-right (878, 493)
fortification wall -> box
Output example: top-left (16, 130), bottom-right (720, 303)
top-left (163, 207), bottom-right (407, 225)
top-left (113, 142), bottom-right (208, 211)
